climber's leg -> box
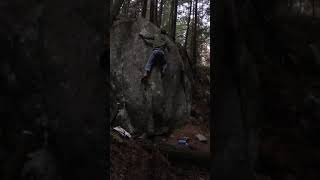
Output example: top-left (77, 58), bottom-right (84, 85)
top-left (144, 51), bottom-right (157, 72)
top-left (158, 52), bottom-right (166, 78)
top-left (141, 50), bottom-right (157, 82)
top-left (161, 63), bottom-right (167, 73)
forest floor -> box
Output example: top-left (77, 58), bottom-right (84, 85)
top-left (165, 66), bottom-right (210, 153)
top-left (111, 66), bottom-right (210, 180)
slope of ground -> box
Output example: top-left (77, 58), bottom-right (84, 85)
top-left (111, 132), bottom-right (209, 180)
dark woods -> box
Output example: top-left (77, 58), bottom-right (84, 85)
top-left (212, 0), bottom-right (320, 179)
top-left (111, 0), bottom-right (210, 75)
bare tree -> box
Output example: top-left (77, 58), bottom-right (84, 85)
top-left (170, 0), bottom-right (178, 41)
top-left (150, 0), bottom-right (155, 23)
top-left (142, 0), bottom-right (148, 17)
top-left (184, 0), bottom-right (193, 48)
top-left (155, 0), bottom-right (158, 25)
top-left (192, 0), bottom-right (198, 69)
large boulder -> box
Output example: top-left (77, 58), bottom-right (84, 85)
top-left (110, 17), bottom-right (191, 134)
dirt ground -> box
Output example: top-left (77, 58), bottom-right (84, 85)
top-left (165, 121), bottom-right (209, 152)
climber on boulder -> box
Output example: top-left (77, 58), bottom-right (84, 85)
top-left (139, 29), bottom-right (169, 83)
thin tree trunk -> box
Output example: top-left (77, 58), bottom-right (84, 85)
top-left (173, 0), bottom-right (177, 40)
top-left (126, 0), bottom-right (131, 15)
top-left (169, 0), bottom-right (174, 33)
top-left (155, 0), bottom-right (158, 25)
top-left (184, 0), bottom-right (192, 48)
top-left (150, 0), bottom-right (155, 23)
top-left (170, 0), bottom-right (178, 41)
top-left (112, 0), bottom-right (126, 24)
top-left (192, 0), bottom-right (198, 69)
top-left (142, 0), bottom-right (148, 17)
top-left (158, 0), bottom-right (164, 27)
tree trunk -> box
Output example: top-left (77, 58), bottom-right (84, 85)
top-left (155, 0), bottom-right (158, 26)
top-left (158, 0), bottom-right (164, 27)
top-left (212, 0), bottom-right (260, 179)
top-left (173, 0), bottom-right (177, 40)
top-left (184, 0), bottom-right (192, 49)
top-left (112, 0), bottom-right (126, 24)
top-left (142, 0), bottom-right (148, 17)
top-left (169, 0), bottom-right (174, 34)
top-left (191, 0), bottom-right (198, 69)
top-left (170, 0), bottom-right (178, 41)
top-left (150, 0), bottom-right (155, 23)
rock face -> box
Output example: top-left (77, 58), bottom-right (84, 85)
top-left (110, 17), bottom-right (191, 134)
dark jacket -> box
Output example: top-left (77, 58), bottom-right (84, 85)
top-left (139, 32), bottom-right (168, 50)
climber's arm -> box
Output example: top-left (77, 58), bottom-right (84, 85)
top-left (139, 32), bottom-right (155, 40)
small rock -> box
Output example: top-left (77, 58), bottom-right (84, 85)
top-left (195, 134), bottom-right (207, 142)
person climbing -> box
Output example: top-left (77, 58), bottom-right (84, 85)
top-left (139, 29), bottom-right (169, 83)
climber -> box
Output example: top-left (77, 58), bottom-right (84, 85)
top-left (139, 29), bottom-right (169, 83)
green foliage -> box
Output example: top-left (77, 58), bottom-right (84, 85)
top-left (176, 0), bottom-right (210, 65)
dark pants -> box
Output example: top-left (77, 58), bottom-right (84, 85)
top-left (144, 48), bottom-right (167, 72)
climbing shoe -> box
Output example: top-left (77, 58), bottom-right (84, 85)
top-left (160, 71), bottom-right (165, 79)
top-left (141, 71), bottom-right (150, 82)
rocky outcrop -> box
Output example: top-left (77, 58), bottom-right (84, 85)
top-left (110, 17), bottom-right (191, 134)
